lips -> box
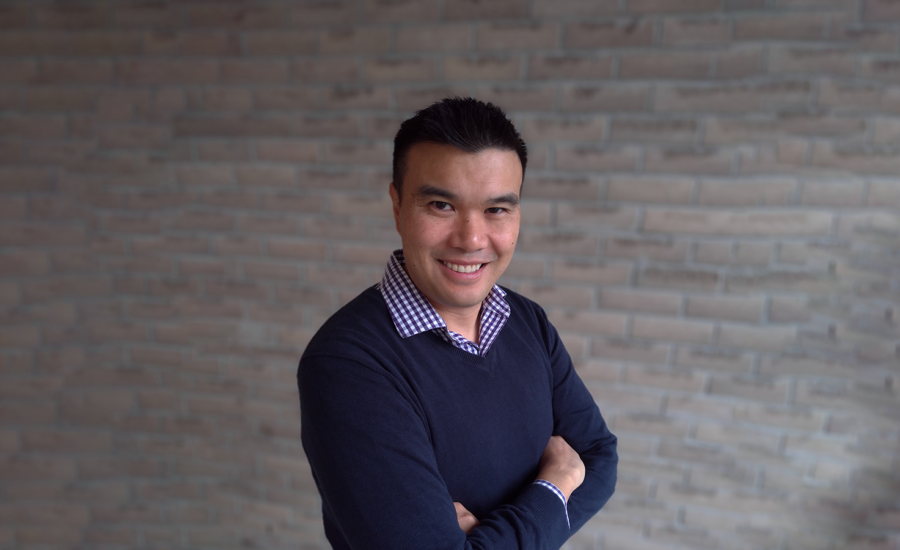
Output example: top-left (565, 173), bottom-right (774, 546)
top-left (440, 260), bottom-right (484, 274)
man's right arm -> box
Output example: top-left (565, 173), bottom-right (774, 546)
top-left (299, 353), bottom-right (574, 550)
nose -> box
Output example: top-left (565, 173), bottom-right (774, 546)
top-left (450, 212), bottom-right (488, 252)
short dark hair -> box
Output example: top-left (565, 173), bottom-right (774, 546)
top-left (391, 97), bottom-right (527, 197)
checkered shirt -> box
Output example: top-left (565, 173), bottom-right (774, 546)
top-left (378, 249), bottom-right (510, 357)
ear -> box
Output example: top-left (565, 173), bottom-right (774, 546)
top-left (388, 182), bottom-right (401, 235)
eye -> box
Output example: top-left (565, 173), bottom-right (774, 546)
top-left (432, 201), bottom-right (452, 211)
top-left (486, 207), bottom-right (508, 215)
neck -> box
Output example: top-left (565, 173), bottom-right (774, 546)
top-left (434, 304), bottom-right (481, 343)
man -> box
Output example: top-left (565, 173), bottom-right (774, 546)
top-left (298, 97), bottom-right (617, 549)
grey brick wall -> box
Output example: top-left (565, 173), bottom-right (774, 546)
top-left (1, 1), bottom-right (899, 549)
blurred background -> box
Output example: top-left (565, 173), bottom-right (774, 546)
top-left (1, 0), bottom-right (899, 548)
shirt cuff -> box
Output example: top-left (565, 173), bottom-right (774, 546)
top-left (532, 479), bottom-right (570, 529)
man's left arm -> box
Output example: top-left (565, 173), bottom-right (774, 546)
top-left (542, 311), bottom-right (618, 531)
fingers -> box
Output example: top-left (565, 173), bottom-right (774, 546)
top-left (454, 501), bottom-right (480, 534)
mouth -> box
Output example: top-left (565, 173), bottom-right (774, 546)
top-left (440, 260), bottom-right (484, 274)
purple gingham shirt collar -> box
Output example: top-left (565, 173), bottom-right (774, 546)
top-left (377, 249), bottom-right (510, 357)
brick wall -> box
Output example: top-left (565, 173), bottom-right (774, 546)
top-left (1, 1), bottom-right (899, 549)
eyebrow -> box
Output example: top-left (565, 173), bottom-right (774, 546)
top-left (414, 185), bottom-right (520, 207)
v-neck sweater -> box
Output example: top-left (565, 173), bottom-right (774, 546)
top-left (298, 285), bottom-right (618, 550)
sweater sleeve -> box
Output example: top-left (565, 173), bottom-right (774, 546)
top-left (541, 308), bottom-right (619, 531)
top-left (299, 351), bottom-right (573, 550)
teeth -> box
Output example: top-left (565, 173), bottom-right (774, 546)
top-left (442, 261), bottom-right (482, 273)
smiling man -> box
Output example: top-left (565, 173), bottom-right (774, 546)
top-left (298, 98), bottom-right (617, 549)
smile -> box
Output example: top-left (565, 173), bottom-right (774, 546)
top-left (441, 261), bottom-right (483, 273)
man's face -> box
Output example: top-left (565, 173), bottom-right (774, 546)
top-left (390, 142), bottom-right (522, 319)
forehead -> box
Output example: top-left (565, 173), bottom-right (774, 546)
top-left (403, 142), bottom-right (522, 197)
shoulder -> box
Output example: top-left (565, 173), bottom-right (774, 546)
top-left (301, 285), bottom-right (398, 362)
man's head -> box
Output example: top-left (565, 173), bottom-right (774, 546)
top-left (392, 97), bottom-right (528, 200)
top-left (389, 98), bottom-right (527, 325)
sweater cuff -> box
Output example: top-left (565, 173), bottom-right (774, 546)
top-left (532, 479), bottom-right (570, 528)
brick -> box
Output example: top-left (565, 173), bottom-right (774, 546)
top-left (687, 295), bottom-right (763, 323)
top-left (517, 283), bottom-right (594, 308)
top-left (307, 265), bottom-right (369, 288)
top-left (244, 30), bottom-right (316, 54)
top-left (550, 260), bottom-right (631, 284)
top-left (621, 52), bottom-right (712, 80)
top-left (445, 0), bottom-right (529, 19)
top-left (365, 57), bottom-right (436, 82)
top-left (614, 413), bottom-right (691, 439)
top-left (322, 142), bottom-right (391, 165)
top-left (716, 46), bottom-right (765, 79)
top-left (800, 180), bottom-right (865, 207)
top-left (608, 176), bottom-right (694, 204)
top-left (240, 215), bottom-right (299, 235)
top-left (0, 31), bottom-right (70, 55)
top-left (290, 2), bottom-right (357, 27)
top-left (735, 14), bottom-right (828, 41)
top-left (600, 289), bottom-right (681, 315)
top-left (290, 58), bottom-right (358, 83)
top-left (627, 0), bottom-right (720, 12)
top-left (547, 310), bottom-right (626, 336)
top-left (477, 21), bottom-right (558, 49)
top-left (640, 267), bottom-right (719, 291)
top-left (697, 178), bottom-right (797, 206)
top-left (0, 167), bottom-right (56, 192)
top-left (734, 404), bottom-right (823, 431)
top-left (865, 0), bottom-right (900, 21)
top-left (322, 86), bottom-right (392, 109)
top-left (116, 60), bottom-right (218, 85)
top-left (646, 147), bottom-right (734, 174)
top-left (561, 85), bottom-right (649, 112)
top-left (566, 20), bottom-right (653, 49)
top-left (817, 80), bottom-right (900, 113)
top-left (555, 204), bottom-right (637, 229)
top-left (21, 430), bottom-right (111, 454)
top-left (186, 88), bottom-right (251, 113)
top-left (444, 54), bottom-right (521, 80)
top-left (867, 179), bottom-right (900, 207)
top-left (299, 170), bottom-right (367, 190)
top-left (861, 57), bottom-right (900, 82)
top-left (364, 0), bottom-right (441, 21)
top-left (397, 24), bottom-right (471, 52)
top-left (0, 456), bottom-right (75, 481)
top-left (518, 116), bottom-right (605, 143)
top-left (188, 4), bottom-right (285, 28)
top-left (555, 146), bottom-right (638, 172)
top-left (0, 4), bottom-right (28, 28)
top-left (643, 209), bottom-right (833, 236)
top-left (303, 218), bottom-right (368, 239)
top-left (0, 223), bottom-right (86, 248)
top-left (115, 2), bottom-right (183, 27)
top-left (768, 47), bottom-right (856, 76)
top-left (610, 118), bottom-right (697, 144)
top-left (705, 114), bottom-right (866, 144)
top-left (36, 5), bottom-right (110, 29)
top-left (662, 18), bottom-right (731, 45)
top-left (0, 60), bottom-right (35, 85)
top-left (709, 375), bottom-right (789, 403)
top-left (0, 197), bottom-right (25, 220)
top-left (71, 30), bottom-right (141, 55)
top-left (175, 114), bottom-right (293, 137)
top-left (0, 115), bottom-right (62, 140)
top-left (695, 422), bottom-right (780, 452)
top-left (591, 338), bottom-right (670, 365)
top-left (694, 241), bottom-right (771, 266)
top-left (624, 365), bottom-right (704, 393)
top-left (518, 231), bottom-right (599, 255)
top-left (221, 60), bottom-right (288, 84)
top-left (605, 238), bottom-right (689, 262)
top-left (472, 85), bottom-right (555, 112)
top-left (320, 27), bottom-right (391, 54)
top-left (394, 86), bottom-right (471, 112)
top-left (722, 324), bottom-right (798, 353)
top-left (811, 142), bottom-right (900, 175)
top-left (768, 296), bottom-right (810, 323)
top-left (529, 54), bottom-right (613, 80)
top-left (656, 82), bottom-right (810, 112)
top-left (633, 316), bottom-right (714, 344)
top-left (520, 176), bottom-right (600, 200)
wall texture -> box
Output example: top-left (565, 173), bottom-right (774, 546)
top-left (1, 0), bottom-right (899, 549)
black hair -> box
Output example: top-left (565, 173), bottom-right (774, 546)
top-left (391, 97), bottom-right (527, 197)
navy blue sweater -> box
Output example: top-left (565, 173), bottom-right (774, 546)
top-left (298, 286), bottom-right (617, 549)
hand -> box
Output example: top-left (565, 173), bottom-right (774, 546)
top-left (536, 435), bottom-right (585, 501)
top-left (454, 502), bottom-right (480, 534)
